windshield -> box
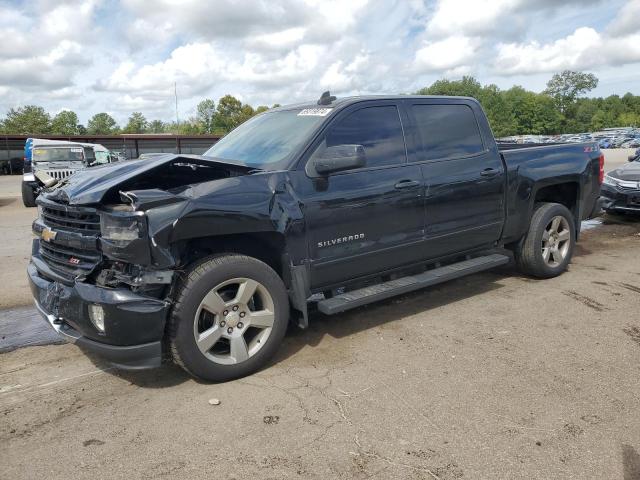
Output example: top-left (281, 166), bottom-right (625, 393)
top-left (203, 109), bottom-right (329, 169)
top-left (32, 147), bottom-right (85, 163)
top-left (93, 151), bottom-right (110, 165)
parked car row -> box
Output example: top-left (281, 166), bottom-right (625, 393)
top-left (499, 127), bottom-right (640, 148)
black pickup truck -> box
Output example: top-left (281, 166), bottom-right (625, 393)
top-left (29, 94), bottom-right (603, 381)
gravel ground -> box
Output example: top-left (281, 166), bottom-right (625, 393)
top-left (0, 149), bottom-right (639, 479)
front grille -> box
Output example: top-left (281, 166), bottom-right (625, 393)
top-left (42, 205), bottom-right (100, 234)
top-left (40, 241), bottom-right (102, 275)
top-left (39, 201), bottom-right (102, 278)
top-left (42, 169), bottom-right (74, 180)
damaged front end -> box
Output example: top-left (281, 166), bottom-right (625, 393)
top-left (28, 154), bottom-right (267, 368)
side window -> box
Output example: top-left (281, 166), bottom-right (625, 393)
top-left (317, 105), bottom-right (407, 168)
top-left (412, 104), bottom-right (484, 161)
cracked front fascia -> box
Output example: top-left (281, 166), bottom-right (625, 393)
top-left (116, 172), bottom-right (307, 277)
top-left (45, 154), bottom-right (309, 308)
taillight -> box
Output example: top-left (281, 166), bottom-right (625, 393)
top-left (23, 156), bottom-right (32, 173)
top-left (598, 153), bottom-right (604, 184)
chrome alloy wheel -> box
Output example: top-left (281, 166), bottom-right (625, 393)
top-left (193, 278), bottom-right (275, 365)
top-left (541, 215), bottom-right (571, 267)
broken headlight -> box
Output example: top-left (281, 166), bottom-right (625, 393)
top-left (100, 212), bottom-right (145, 242)
top-left (603, 174), bottom-right (619, 187)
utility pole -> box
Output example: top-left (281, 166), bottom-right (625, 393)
top-left (174, 82), bottom-right (180, 153)
top-left (174, 82), bottom-right (179, 126)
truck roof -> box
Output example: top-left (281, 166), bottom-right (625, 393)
top-left (30, 138), bottom-right (108, 152)
top-left (271, 95), bottom-right (479, 112)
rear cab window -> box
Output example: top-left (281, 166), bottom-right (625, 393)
top-left (410, 104), bottom-right (485, 161)
top-left (310, 105), bottom-right (407, 170)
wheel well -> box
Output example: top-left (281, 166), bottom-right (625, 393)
top-left (178, 232), bottom-right (286, 277)
top-left (533, 183), bottom-right (579, 218)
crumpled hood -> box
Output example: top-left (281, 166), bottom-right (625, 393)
top-left (44, 154), bottom-right (255, 205)
top-left (608, 160), bottom-right (640, 181)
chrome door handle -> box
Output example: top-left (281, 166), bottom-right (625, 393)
top-left (394, 180), bottom-right (420, 189)
top-left (480, 168), bottom-right (499, 177)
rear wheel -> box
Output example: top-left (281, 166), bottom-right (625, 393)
top-left (168, 254), bottom-right (289, 382)
top-left (515, 202), bottom-right (575, 278)
top-left (21, 182), bottom-right (37, 207)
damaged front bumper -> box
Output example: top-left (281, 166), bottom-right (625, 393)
top-left (28, 255), bottom-right (170, 370)
top-left (600, 184), bottom-right (640, 213)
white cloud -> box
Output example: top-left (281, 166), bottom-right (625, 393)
top-left (427, 0), bottom-right (517, 37)
top-left (494, 26), bottom-right (640, 74)
top-left (607, 0), bottom-right (640, 37)
top-left (414, 36), bottom-right (479, 73)
top-left (0, 0), bottom-right (638, 124)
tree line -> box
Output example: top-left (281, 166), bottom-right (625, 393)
top-left (0, 94), bottom-right (276, 136)
top-left (0, 71), bottom-right (638, 138)
top-left (415, 71), bottom-right (639, 137)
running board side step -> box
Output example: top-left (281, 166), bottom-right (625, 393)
top-left (317, 253), bottom-right (510, 315)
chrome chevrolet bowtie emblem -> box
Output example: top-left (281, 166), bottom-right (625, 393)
top-left (41, 227), bottom-right (57, 242)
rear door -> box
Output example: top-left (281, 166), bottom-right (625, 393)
top-left (295, 101), bottom-right (425, 288)
top-left (407, 100), bottom-right (505, 258)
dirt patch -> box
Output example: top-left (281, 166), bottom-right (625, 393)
top-left (617, 283), bottom-right (640, 295)
top-left (83, 438), bottom-right (105, 447)
top-left (623, 326), bottom-right (640, 347)
top-left (0, 180), bottom-right (38, 308)
top-left (562, 290), bottom-right (607, 312)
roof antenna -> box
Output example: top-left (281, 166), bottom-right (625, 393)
top-left (317, 91), bottom-right (336, 105)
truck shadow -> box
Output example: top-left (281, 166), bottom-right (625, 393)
top-left (273, 266), bottom-right (511, 366)
top-left (108, 266), bottom-right (512, 388)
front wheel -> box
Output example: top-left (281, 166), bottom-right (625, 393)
top-left (168, 254), bottom-right (289, 382)
top-left (21, 182), bottom-right (37, 207)
top-left (515, 202), bottom-right (576, 278)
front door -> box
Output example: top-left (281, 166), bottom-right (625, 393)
top-left (295, 102), bottom-right (425, 288)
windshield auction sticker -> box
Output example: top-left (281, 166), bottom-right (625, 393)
top-left (298, 108), bottom-right (332, 116)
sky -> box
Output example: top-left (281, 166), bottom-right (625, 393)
top-left (1, 0), bottom-right (639, 125)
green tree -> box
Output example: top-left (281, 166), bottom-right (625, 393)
top-left (196, 99), bottom-right (216, 133)
top-left (416, 76), bottom-right (482, 98)
top-left (618, 112), bottom-right (640, 127)
top-left (51, 110), bottom-right (80, 135)
top-left (502, 87), bottom-right (561, 135)
top-left (148, 120), bottom-right (166, 133)
top-left (477, 85), bottom-right (515, 137)
top-left (214, 95), bottom-right (244, 132)
top-left (255, 105), bottom-right (269, 114)
top-left (544, 70), bottom-right (598, 114)
top-left (123, 112), bottom-right (148, 133)
top-left (212, 95), bottom-right (256, 133)
top-left (2, 105), bottom-right (51, 134)
top-left (87, 113), bottom-right (119, 134)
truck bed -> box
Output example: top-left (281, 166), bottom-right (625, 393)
top-left (497, 141), bottom-right (602, 244)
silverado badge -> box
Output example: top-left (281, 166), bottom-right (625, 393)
top-left (41, 227), bottom-right (57, 243)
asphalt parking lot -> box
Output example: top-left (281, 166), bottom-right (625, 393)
top-left (1, 150), bottom-right (639, 479)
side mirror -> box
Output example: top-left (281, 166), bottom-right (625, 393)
top-left (629, 155), bottom-right (638, 163)
top-left (313, 145), bottom-right (366, 175)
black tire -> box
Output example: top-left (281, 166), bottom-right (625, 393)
top-left (21, 183), bottom-right (37, 207)
top-left (168, 254), bottom-right (289, 382)
top-left (515, 202), bottom-right (576, 278)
